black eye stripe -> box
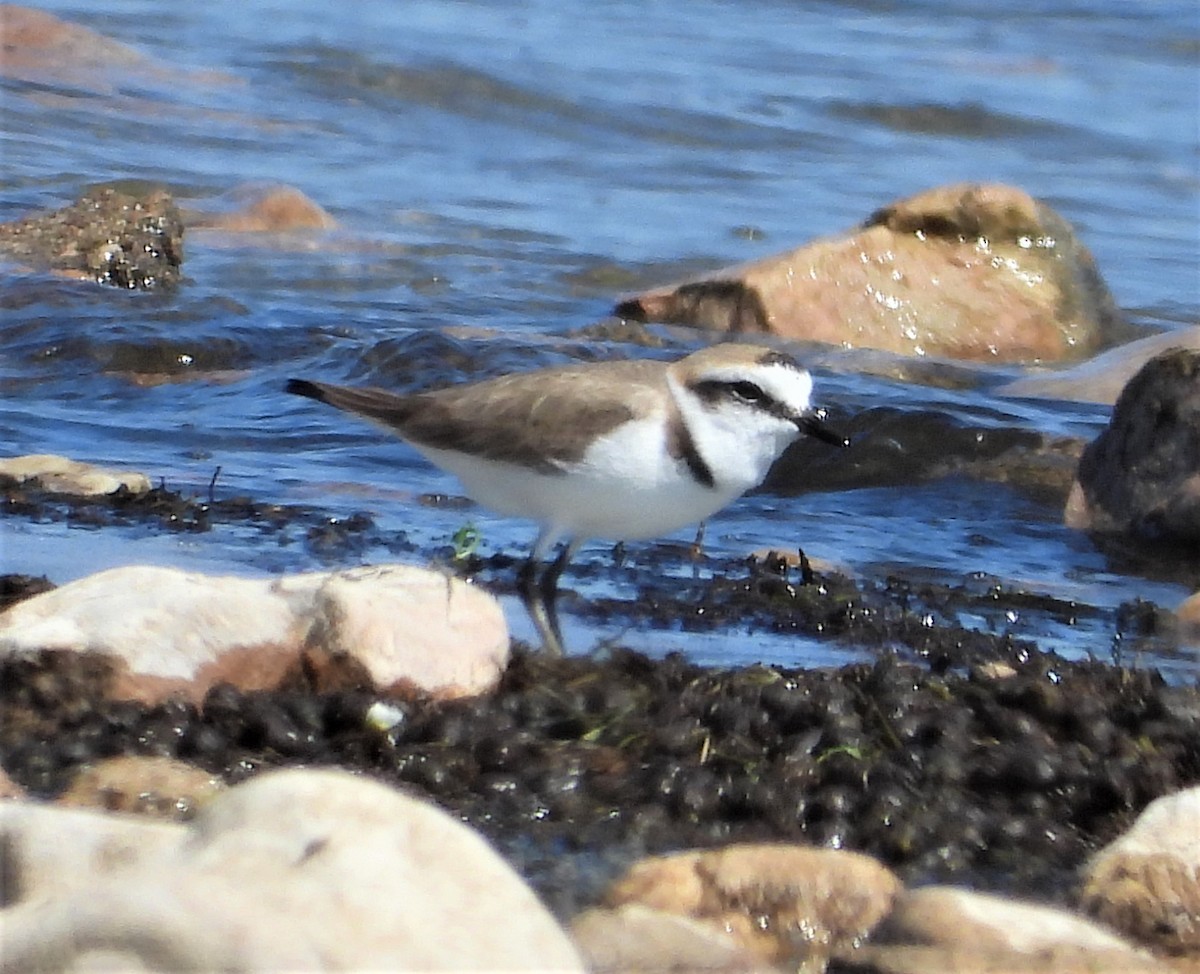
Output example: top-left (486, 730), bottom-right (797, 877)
top-left (693, 378), bottom-right (781, 412)
top-left (730, 380), bottom-right (765, 402)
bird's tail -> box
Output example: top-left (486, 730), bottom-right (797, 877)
top-left (285, 379), bottom-right (415, 426)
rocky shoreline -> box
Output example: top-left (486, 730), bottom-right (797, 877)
top-left (3, 455), bottom-right (1200, 970)
top-left (2, 570), bottom-right (1198, 970)
top-left (3, 412), bottom-right (1200, 970)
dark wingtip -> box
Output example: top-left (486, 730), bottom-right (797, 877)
top-left (613, 297), bottom-right (649, 322)
top-left (285, 378), bottom-right (324, 401)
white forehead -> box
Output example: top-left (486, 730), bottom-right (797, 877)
top-left (699, 361), bottom-right (814, 411)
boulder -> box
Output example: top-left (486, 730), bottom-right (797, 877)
top-left (0, 5), bottom-right (150, 85)
top-left (0, 768), bottom-right (584, 971)
top-left (616, 183), bottom-right (1122, 363)
top-left (1065, 347), bottom-right (1200, 542)
top-left (0, 563), bottom-right (509, 704)
top-left (0, 5), bottom-right (235, 92)
top-left (1080, 787), bottom-right (1200, 957)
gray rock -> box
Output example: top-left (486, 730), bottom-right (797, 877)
top-left (1065, 347), bottom-right (1200, 542)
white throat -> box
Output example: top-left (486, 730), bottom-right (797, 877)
top-left (666, 364), bottom-right (812, 494)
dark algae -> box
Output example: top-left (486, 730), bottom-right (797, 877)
top-left (2, 587), bottom-right (1196, 917)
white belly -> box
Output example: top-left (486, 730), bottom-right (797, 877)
top-left (411, 415), bottom-right (754, 545)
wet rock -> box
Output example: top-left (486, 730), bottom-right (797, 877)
top-left (0, 454), bottom-right (151, 497)
top-left (0, 768), bottom-right (584, 971)
top-left (186, 184), bottom-right (338, 232)
top-left (0, 185), bottom-right (184, 289)
top-left (1079, 787), bottom-right (1200, 957)
top-left (761, 405), bottom-right (1084, 501)
top-left (0, 5), bottom-right (236, 93)
top-left (57, 755), bottom-right (225, 820)
top-left (598, 844), bottom-right (901, 967)
top-left (616, 183), bottom-right (1122, 363)
top-left (0, 563), bottom-right (508, 704)
top-left (1000, 326), bottom-right (1200, 404)
top-left (0, 5), bottom-right (150, 86)
top-left (1065, 348), bottom-right (1200, 543)
top-left (571, 903), bottom-right (776, 973)
top-left (861, 886), bottom-right (1167, 973)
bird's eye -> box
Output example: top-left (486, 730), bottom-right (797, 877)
top-left (729, 381), bottom-right (765, 403)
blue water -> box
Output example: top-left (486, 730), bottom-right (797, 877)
top-left (1, 0), bottom-right (1197, 676)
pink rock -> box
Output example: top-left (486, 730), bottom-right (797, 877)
top-left (186, 184), bottom-right (338, 233)
top-left (0, 564), bottom-right (508, 704)
top-left (617, 183), bottom-right (1121, 364)
top-left (0, 5), bottom-right (150, 84)
top-left (600, 843), bottom-right (901, 966)
top-left (0, 4), bottom-right (235, 92)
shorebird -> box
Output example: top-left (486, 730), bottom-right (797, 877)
top-left (287, 343), bottom-right (845, 650)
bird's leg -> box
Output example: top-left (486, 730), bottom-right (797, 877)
top-left (517, 554), bottom-right (540, 599)
top-left (517, 538), bottom-right (582, 655)
top-left (520, 583), bottom-right (564, 656)
top-left (539, 540), bottom-right (575, 604)
top-left (516, 541), bottom-right (567, 655)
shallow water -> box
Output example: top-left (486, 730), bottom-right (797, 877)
top-left (1, 0), bottom-right (1197, 676)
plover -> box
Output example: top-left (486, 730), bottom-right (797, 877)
top-left (286, 343), bottom-right (845, 650)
